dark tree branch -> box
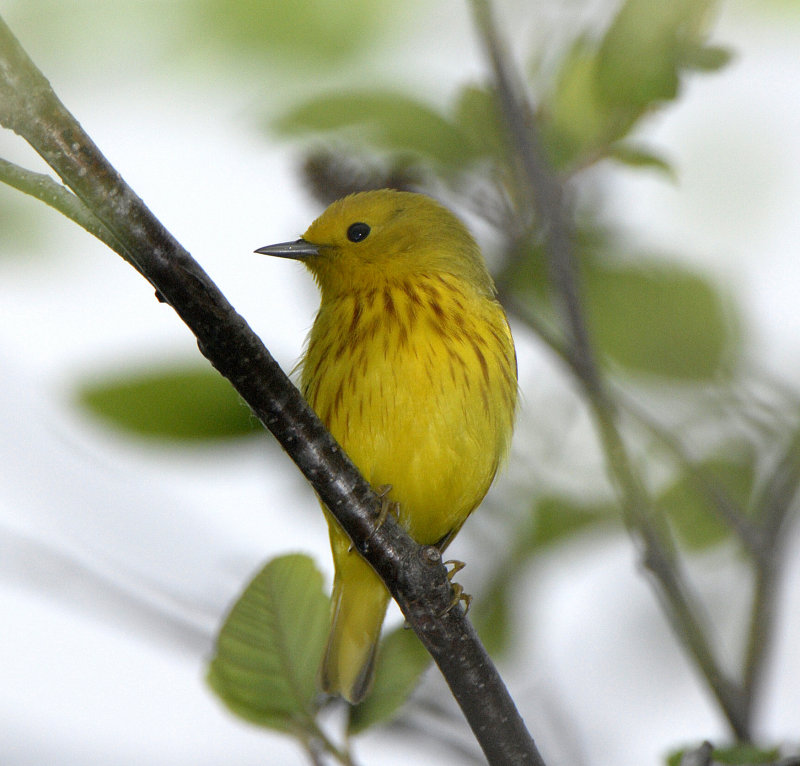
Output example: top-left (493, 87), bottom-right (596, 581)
top-left (0, 14), bottom-right (545, 766)
top-left (469, 0), bottom-right (752, 741)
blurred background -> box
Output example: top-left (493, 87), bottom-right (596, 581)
top-left (1, 0), bottom-right (799, 764)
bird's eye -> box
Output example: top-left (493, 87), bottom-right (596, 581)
top-left (347, 222), bottom-right (371, 243)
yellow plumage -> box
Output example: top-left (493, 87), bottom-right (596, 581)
top-left (257, 189), bottom-right (517, 703)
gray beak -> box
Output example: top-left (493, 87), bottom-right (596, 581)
top-left (254, 238), bottom-right (319, 261)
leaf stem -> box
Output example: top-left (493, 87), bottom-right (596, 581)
top-left (304, 720), bottom-right (359, 766)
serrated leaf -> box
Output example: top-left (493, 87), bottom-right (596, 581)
top-left (348, 626), bottom-right (430, 735)
top-left (208, 554), bottom-right (330, 731)
top-left (584, 261), bottom-right (735, 379)
top-left (658, 457), bottom-right (754, 550)
top-left (77, 364), bottom-right (260, 441)
top-left (274, 91), bottom-right (479, 169)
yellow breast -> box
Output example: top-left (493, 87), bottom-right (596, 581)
top-left (301, 272), bottom-right (517, 545)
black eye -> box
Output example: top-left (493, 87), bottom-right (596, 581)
top-left (347, 222), bottom-right (371, 242)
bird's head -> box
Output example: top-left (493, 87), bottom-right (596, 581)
top-left (256, 189), bottom-right (495, 299)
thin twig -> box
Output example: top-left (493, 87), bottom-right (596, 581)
top-left (616, 387), bottom-right (762, 552)
top-left (469, 0), bottom-right (751, 741)
top-left (742, 428), bottom-right (800, 708)
top-left (307, 720), bottom-right (359, 766)
top-left (0, 156), bottom-right (127, 256)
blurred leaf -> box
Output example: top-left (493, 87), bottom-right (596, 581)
top-left (584, 260), bottom-right (734, 380)
top-left (710, 744), bottom-right (781, 764)
top-left (503, 238), bottom-right (550, 307)
top-left (684, 44), bottom-right (734, 72)
top-left (596, 0), bottom-right (721, 107)
top-left (190, 0), bottom-right (407, 67)
top-left (5, 0), bottom-right (416, 81)
top-left (531, 496), bottom-right (614, 548)
top-left (274, 91), bottom-right (481, 169)
top-left (658, 456), bottom-right (755, 550)
top-left (666, 742), bottom-right (782, 765)
top-left (607, 143), bottom-right (674, 177)
top-left (541, 38), bottom-right (637, 169)
top-left (207, 554), bottom-right (329, 732)
top-left (453, 84), bottom-right (507, 163)
top-left (348, 626), bottom-right (430, 735)
top-left (78, 364), bottom-right (260, 441)
top-left (541, 0), bottom-right (729, 170)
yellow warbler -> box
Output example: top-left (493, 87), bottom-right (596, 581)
top-left (257, 189), bottom-right (517, 703)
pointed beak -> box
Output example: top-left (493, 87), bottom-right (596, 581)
top-left (254, 238), bottom-right (319, 261)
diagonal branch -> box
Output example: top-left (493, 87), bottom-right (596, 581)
top-left (0, 14), bottom-right (544, 766)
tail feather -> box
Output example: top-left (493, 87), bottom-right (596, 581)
top-left (321, 551), bottom-right (389, 704)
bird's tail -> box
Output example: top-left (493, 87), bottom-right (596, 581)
top-left (321, 550), bottom-right (390, 704)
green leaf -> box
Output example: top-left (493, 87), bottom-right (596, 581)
top-left (658, 456), bottom-right (754, 550)
top-left (607, 143), bottom-right (675, 177)
top-left (584, 260), bottom-right (735, 380)
top-left (541, 39), bottom-right (633, 169)
top-left (596, 0), bottom-right (722, 108)
top-left (207, 554), bottom-right (330, 732)
top-left (348, 625), bottom-right (430, 735)
top-left (540, 0), bottom-right (729, 170)
top-left (666, 742), bottom-right (782, 765)
top-left (274, 91), bottom-right (480, 169)
top-left (711, 744), bottom-right (781, 764)
top-left (453, 85), bottom-right (507, 163)
top-left (684, 44), bottom-right (734, 72)
top-left (189, 0), bottom-right (403, 67)
top-left (531, 496), bottom-right (613, 548)
top-left (77, 364), bottom-right (260, 441)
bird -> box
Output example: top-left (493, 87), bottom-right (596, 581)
top-left (256, 189), bottom-right (517, 704)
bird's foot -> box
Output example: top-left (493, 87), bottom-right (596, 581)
top-left (442, 560), bottom-right (472, 615)
top-left (373, 484), bottom-right (400, 528)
